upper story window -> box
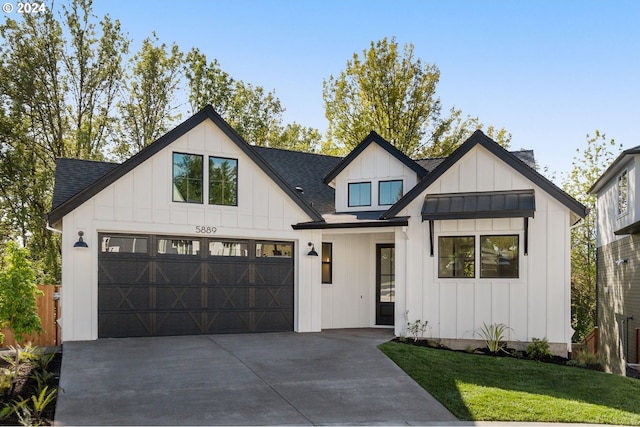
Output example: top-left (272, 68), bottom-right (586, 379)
top-left (173, 153), bottom-right (203, 203)
top-left (348, 182), bottom-right (371, 207)
top-left (209, 156), bottom-right (238, 206)
top-left (379, 180), bottom-right (403, 205)
top-left (618, 170), bottom-right (628, 216)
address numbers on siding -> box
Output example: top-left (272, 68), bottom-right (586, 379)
top-left (195, 226), bottom-right (217, 234)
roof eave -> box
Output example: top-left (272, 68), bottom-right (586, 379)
top-left (588, 147), bottom-right (640, 195)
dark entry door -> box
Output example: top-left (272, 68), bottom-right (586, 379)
top-left (376, 244), bottom-right (395, 325)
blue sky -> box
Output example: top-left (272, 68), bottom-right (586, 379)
top-left (19, 1), bottom-right (640, 181)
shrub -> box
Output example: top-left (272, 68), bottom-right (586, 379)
top-left (526, 337), bottom-right (553, 361)
top-left (406, 319), bottom-right (429, 342)
top-left (0, 242), bottom-right (43, 343)
top-left (477, 322), bottom-right (509, 354)
top-left (567, 350), bottom-right (604, 371)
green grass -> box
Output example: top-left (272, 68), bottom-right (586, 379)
top-left (379, 341), bottom-right (640, 425)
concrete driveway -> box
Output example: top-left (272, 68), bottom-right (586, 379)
top-left (54, 328), bottom-right (457, 426)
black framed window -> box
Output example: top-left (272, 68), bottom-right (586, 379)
top-left (322, 242), bottom-right (333, 284)
top-left (480, 235), bottom-right (519, 278)
top-left (348, 182), bottom-right (371, 207)
top-left (379, 180), bottom-right (403, 205)
top-left (209, 156), bottom-right (238, 206)
top-left (173, 153), bottom-right (203, 203)
top-left (438, 236), bottom-right (475, 278)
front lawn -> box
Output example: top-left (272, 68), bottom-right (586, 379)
top-left (379, 341), bottom-right (640, 425)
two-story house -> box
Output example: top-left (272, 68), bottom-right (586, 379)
top-left (590, 147), bottom-right (640, 374)
top-left (47, 105), bottom-right (587, 355)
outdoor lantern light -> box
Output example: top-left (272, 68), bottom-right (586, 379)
top-left (307, 242), bottom-right (318, 256)
top-left (74, 231), bottom-right (88, 248)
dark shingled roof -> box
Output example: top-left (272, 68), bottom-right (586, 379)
top-left (51, 158), bottom-right (119, 210)
top-left (252, 147), bottom-right (340, 215)
top-left (50, 147), bottom-right (542, 219)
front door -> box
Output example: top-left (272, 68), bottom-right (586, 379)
top-left (376, 244), bottom-right (395, 325)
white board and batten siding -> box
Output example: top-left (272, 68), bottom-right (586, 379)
top-left (60, 120), bottom-right (321, 341)
top-left (333, 143), bottom-right (419, 213)
top-left (394, 144), bottom-right (573, 347)
top-left (320, 232), bottom-right (394, 330)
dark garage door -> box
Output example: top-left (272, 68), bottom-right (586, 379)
top-left (98, 234), bottom-right (294, 338)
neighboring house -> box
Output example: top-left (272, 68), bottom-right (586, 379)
top-left (47, 106), bottom-right (587, 355)
top-left (590, 147), bottom-right (640, 374)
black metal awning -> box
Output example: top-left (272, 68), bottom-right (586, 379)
top-left (422, 189), bottom-right (536, 256)
top-left (422, 189), bottom-right (535, 221)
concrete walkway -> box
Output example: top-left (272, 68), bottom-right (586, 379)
top-left (54, 328), bottom-right (457, 426)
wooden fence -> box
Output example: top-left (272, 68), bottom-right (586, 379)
top-left (583, 326), bottom-right (599, 355)
top-left (1, 284), bottom-right (60, 348)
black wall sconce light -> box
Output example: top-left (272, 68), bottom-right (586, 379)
top-left (74, 231), bottom-right (88, 248)
top-left (307, 242), bottom-right (318, 256)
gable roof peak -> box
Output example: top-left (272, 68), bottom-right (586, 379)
top-left (323, 131), bottom-right (427, 184)
top-left (47, 104), bottom-right (324, 225)
top-left (382, 129), bottom-right (588, 223)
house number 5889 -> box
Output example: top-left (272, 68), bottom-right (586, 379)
top-left (195, 226), bottom-right (217, 234)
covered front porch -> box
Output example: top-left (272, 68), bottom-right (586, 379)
top-left (318, 228), bottom-right (399, 331)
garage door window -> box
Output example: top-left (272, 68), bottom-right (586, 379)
top-left (157, 238), bottom-right (201, 256)
top-left (257, 242), bottom-right (292, 258)
top-left (101, 235), bottom-right (148, 253)
top-left (209, 240), bottom-right (249, 257)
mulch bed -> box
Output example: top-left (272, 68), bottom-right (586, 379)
top-left (0, 350), bottom-right (62, 426)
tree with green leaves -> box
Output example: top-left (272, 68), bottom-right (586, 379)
top-left (323, 37), bottom-right (510, 157)
top-left (185, 48), bottom-right (321, 151)
top-left (0, 242), bottom-right (43, 343)
top-left (62, 0), bottom-right (130, 159)
top-left (562, 130), bottom-right (621, 342)
top-left (0, 0), bottom-right (129, 282)
top-left (114, 33), bottom-right (183, 160)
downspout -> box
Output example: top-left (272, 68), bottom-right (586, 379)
top-left (626, 315), bottom-right (634, 363)
top-left (46, 222), bottom-right (63, 234)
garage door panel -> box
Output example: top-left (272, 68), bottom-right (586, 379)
top-left (207, 262), bottom-right (251, 286)
top-left (154, 312), bottom-right (204, 336)
top-left (155, 260), bottom-right (202, 284)
top-left (99, 258), bottom-right (150, 284)
top-left (253, 286), bottom-right (294, 309)
top-left (99, 285), bottom-right (153, 311)
top-left (155, 285), bottom-right (203, 310)
top-left (98, 312), bottom-right (153, 338)
top-left (98, 234), bottom-right (294, 338)
top-left (255, 262), bottom-right (293, 286)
